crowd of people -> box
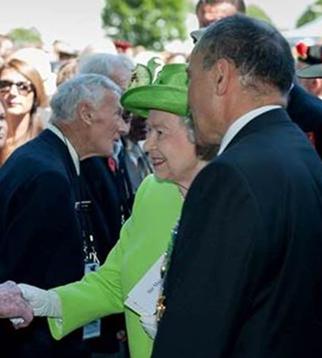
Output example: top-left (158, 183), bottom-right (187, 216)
top-left (0, 1), bottom-right (322, 358)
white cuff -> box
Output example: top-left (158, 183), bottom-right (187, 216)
top-left (18, 283), bottom-right (62, 318)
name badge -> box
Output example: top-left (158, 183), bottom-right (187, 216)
top-left (83, 262), bottom-right (101, 340)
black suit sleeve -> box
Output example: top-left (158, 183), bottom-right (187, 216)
top-left (0, 171), bottom-right (82, 287)
top-left (152, 161), bottom-right (266, 358)
top-left (287, 84), bottom-right (322, 158)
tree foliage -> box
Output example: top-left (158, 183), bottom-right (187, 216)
top-left (296, 0), bottom-right (322, 27)
top-left (101, 0), bottom-right (187, 51)
top-left (8, 27), bottom-right (42, 47)
top-left (246, 5), bottom-right (273, 25)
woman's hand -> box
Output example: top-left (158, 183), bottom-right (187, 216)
top-left (18, 283), bottom-right (62, 317)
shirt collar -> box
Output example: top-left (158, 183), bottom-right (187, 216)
top-left (217, 105), bottom-right (281, 156)
top-left (47, 123), bottom-right (80, 176)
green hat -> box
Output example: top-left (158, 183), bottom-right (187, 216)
top-left (121, 63), bottom-right (188, 118)
top-left (297, 64), bottom-right (322, 79)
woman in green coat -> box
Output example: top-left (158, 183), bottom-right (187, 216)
top-left (16, 63), bottom-right (211, 358)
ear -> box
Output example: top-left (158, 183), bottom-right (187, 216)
top-left (211, 58), bottom-right (231, 96)
top-left (77, 101), bottom-right (94, 126)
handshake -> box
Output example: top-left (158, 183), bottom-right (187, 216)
top-left (0, 281), bottom-right (62, 329)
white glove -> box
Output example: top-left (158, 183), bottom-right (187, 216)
top-left (140, 314), bottom-right (158, 339)
top-left (18, 284), bottom-right (62, 318)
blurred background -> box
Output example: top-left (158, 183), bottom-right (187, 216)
top-left (0, 0), bottom-right (320, 62)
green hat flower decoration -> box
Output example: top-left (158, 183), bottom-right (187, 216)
top-left (121, 58), bottom-right (188, 118)
top-left (127, 57), bottom-right (161, 90)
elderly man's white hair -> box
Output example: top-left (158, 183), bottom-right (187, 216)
top-left (78, 53), bottom-right (134, 77)
top-left (50, 73), bottom-right (121, 123)
top-left (78, 53), bottom-right (134, 88)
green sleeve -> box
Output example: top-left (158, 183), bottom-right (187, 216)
top-left (48, 174), bottom-right (182, 343)
top-left (48, 221), bottom-right (130, 340)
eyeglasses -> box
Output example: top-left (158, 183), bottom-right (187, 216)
top-left (0, 80), bottom-right (34, 96)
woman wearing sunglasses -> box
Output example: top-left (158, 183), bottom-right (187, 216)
top-left (0, 58), bottom-right (47, 164)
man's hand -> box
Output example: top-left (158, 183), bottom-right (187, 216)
top-left (0, 281), bottom-right (33, 328)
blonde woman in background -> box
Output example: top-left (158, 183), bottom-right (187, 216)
top-left (0, 58), bottom-right (47, 164)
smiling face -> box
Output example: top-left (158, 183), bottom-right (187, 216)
top-left (0, 101), bottom-right (8, 148)
top-left (144, 110), bottom-right (201, 187)
top-left (0, 68), bottom-right (35, 118)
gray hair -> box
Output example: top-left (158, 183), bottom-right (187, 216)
top-left (50, 73), bottom-right (121, 122)
top-left (181, 115), bottom-right (196, 144)
top-left (194, 15), bottom-right (294, 96)
top-left (78, 53), bottom-right (134, 86)
top-left (181, 114), bottom-right (219, 160)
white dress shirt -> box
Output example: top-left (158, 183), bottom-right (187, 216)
top-left (47, 123), bottom-right (80, 175)
top-left (217, 105), bottom-right (281, 156)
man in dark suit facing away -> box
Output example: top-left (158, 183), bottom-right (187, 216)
top-left (152, 15), bottom-right (322, 358)
top-left (192, 1), bottom-right (322, 160)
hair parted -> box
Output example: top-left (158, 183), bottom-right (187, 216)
top-left (78, 53), bottom-right (134, 88)
top-left (50, 73), bottom-right (121, 123)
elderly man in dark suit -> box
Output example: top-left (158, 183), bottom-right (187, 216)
top-left (152, 15), bottom-right (322, 358)
top-left (0, 74), bottom-right (127, 357)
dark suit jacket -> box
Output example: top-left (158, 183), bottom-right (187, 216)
top-left (288, 83), bottom-right (322, 158)
top-left (81, 157), bottom-right (126, 354)
top-left (81, 157), bottom-right (122, 259)
top-left (152, 109), bottom-right (322, 358)
top-left (0, 130), bottom-right (89, 357)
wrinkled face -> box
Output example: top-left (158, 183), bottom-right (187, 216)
top-left (88, 90), bottom-right (127, 156)
top-left (112, 68), bottom-right (132, 91)
top-left (0, 102), bottom-right (8, 148)
top-left (144, 110), bottom-right (199, 186)
top-left (197, 2), bottom-right (238, 27)
top-left (188, 52), bottom-right (223, 146)
top-left (0, 68), bottom-right (35, 118)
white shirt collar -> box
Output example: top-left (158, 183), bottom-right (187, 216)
top-left (47, 123), bottom-right (80, 176)
top-left (217, 105), bottom-right (281, 156)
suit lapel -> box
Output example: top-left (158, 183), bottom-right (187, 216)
top-left (223, 108), bottom-right (291, 153)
